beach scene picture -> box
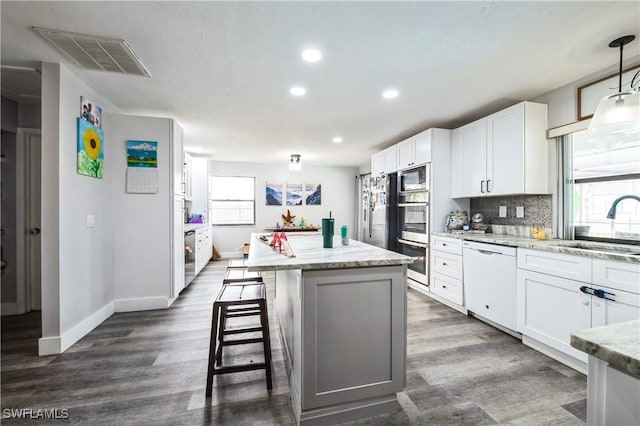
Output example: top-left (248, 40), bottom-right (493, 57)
top-left (286, 183), bottom-right (303, 206)
top-left (126, 140), bottom-right (158, 168)
top-left (305, 183), bottom-right (321, 205)
top-left (265, 182), bottom-right (283, 205)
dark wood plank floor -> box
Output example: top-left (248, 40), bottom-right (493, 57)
top-left (1, 260), bottom-right (586, 425)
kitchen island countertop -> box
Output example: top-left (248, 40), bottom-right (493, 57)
top-left (247, 233), bottom-right (414, 271)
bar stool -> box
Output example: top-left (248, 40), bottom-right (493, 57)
top-left (223, 267), bottom-right (263, 285)
top-left (227, 259), bottom-right (248, 269)
top-left (205, 280), bottom-right (273, 396)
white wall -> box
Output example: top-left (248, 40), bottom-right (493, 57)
top-left (210, 161), bottom-right (359, 255)
top-left (109, 114), bottom-right (173, 310)
top-left (40, 62), bottom-right (119, 354)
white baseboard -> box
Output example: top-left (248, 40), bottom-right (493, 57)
top-left (39, 301), bottom-right (115, 355)
top-left (220, 251), bottom-right (243, 259)
top-left (114, 296), bottom-right (169, 312)
top-left (1, 302), bottom-right (18, 316)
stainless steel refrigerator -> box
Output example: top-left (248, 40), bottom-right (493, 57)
top-left (367, 173), bottom-right (398, 251)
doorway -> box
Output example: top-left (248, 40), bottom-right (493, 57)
top-left (1, 128), bottom-right (41, 315)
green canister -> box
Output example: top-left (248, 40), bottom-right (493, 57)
top-left (341, 225), bottom-right (349, 245)
top-left (322, 215), bottom-right (334, 248)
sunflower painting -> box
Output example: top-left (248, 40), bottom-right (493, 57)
top-left (77, 118), bottom-right (104, 178)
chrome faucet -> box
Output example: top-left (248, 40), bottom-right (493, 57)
top-left (606, 195), bottom-right (640, 219)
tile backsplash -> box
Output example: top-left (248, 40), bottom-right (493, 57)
top-left (470, 195), bottom-right (552, 228)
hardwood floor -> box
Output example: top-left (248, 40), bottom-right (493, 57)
top-left (1, 260), bottom-right (586, 425)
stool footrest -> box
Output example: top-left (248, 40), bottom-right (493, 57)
top-left (213, 363), bottom-right (266, 375)
top-left (221, 337), bottom-right (264, 346)
top-left (226, 310), bottom-right (261, 318)
top-left (223, 327), bottom-right (263, 335)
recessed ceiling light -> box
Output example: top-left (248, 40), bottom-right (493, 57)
top-left (302, 48), bottom-right (322, 63)
top-left (332, 137), bottom-right (343, 143)
top-left (290, 86), bottom-right (306, 96)
top-left (382, 89), bottom-right (399, 99)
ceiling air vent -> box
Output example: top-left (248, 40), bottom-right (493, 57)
top-left (32, 27), bottom-right (151, 77)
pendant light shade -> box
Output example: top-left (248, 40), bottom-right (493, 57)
top-left (289, 154), bottom-right (301, 171)
top-left (588, 35), bottom-right (640, 137)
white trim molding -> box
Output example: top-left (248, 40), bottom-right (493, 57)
top-left (114, 296), bottom-right (169, 312)
top-left (38, 301), bottom-right (115, 355)
top-left (547, 119), bottom-right (590, 139)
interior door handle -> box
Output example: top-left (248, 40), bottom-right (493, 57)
top-left (30, 228), bottom-right (41, 235)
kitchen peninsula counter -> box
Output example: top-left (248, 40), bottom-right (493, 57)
top-left (247, 233), bottom-right (413, 425)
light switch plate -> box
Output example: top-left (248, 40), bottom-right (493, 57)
top-left (516, 206), bottom-right (525, 218)
top-left (86, 215), bottom-right (95, 228)
top-left (499, 206), bottom-right (507, 218)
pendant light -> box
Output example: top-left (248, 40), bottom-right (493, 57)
top-left (588, 35), bottom-right (640, 137)
top-left (289, 154), bottom-right (301, 171)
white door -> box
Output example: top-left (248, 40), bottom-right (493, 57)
top-left (591, 286), bottom-right (640, 328)
top-left (413, 131), bottom-right (432, 166)
top-left (172, 196), bottom-right (185, 298)
top-left (396, 138), bottom-right (414, 170)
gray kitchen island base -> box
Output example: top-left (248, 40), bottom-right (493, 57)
top-left (275, 266), bottom-right (407, 425)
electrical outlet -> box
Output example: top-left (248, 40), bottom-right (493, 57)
top-left (499, 206), bottom-right (507, 218)
top-left (516, 206), bottom-right (525, 218)
top-left (86, 215), bottom-right (95, 228)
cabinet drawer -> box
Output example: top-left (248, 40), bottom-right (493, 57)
top-left (431, 251), bottom-right (462, 280)
top-left (431, 236), bottom-right (462, 255)
top-left (517, 248), bottom-right (591, 283)
top-left (592, 259), bottom-right (640, 294)
top-left (431, 272), bottom-right (463, 306)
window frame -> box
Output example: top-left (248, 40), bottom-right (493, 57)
top-left (209, 175), bottom-right (256, 226)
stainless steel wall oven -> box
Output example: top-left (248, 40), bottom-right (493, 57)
top-left (398, 165), bottom-right (429, 286)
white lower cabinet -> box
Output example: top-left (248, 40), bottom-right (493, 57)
top-left (195, 225), bottom-right (212, 275)
top-left (517, 250), bottom-right (640, 369)
top-left (429, 236), bottom-right (464, 308)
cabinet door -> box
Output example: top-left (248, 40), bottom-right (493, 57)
top-left (460, 118), bottom-right (487, 197)
top-left (371, 151), bottom-right (385, 176)
top-left (384, 145), bottom-right (398, 174)
top-left (396, 138), bottom-right (414, 170)
top-left (413, 131), bottom-right (432, 166)
top-left (487, 103), bottom-right (524, 195)
top-left (172, 121), bottom-right (185, 196)
top-left (517, 269), bottom-right (589, 362)
top-left (173, 197), bottom-right (185, 298)
top-left (591, 285), bottom-right (640, 328)
top-left (450, 128), bottom-right (464, 198)
top-left (184, 153), bottom-right (193, 200)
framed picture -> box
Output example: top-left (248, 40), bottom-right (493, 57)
top-left (305, 183), bottom-right (321, 205)
top-left (77, 118), bottom-right (104, 178)
top-left (286, 183), bottom-right (303, 206)
top-left (80, 96), bottom-right (103, 129)
top-left (126, 140), bottom-right (158, 168)
top-left (577, 65), bottom-right (640, 120)
top-left (265, 181), bottom-right (283, 205)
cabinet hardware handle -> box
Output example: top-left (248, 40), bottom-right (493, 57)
top-left (487, 180), bottom-right (491, 192)
top-left (442, 243), bottom-right (447, 246)
top-left (442, 262), bottom-right (447, 266)
top-left (583, 301), bottom-right (590, 306)
top-left (485, 305), bottom-right (489, 309)
top-left (594, 302), bottom-right (601, 307)
top-left (480, 180), bottom-right (485, 193)
top-left (442, 285), bottom-right (447, 289)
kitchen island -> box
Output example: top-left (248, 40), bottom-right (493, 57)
top-left (571, 320), bottom-right (640, 426)
top-left (247, 234), bottom-right (414, 425)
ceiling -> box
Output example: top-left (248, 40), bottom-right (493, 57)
top-left (2, 1), bottom-right (639, 167)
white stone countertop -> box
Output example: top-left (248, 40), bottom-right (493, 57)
top-left (570, 320), bottom-right (640, 377)
top-left (184, 223), bottom-right (209, 232)
top-left (431, 232), bottom-right (640, 264)
top-left (247, 233), bottom-right (415, 271)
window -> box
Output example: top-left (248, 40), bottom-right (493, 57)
top-left (210, 176), bottom-right (255, 225)
top-left (565, 130), bottom-right (640, 243)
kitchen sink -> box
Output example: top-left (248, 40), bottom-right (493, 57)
top-left (548, 241), bottom-right (640, 256)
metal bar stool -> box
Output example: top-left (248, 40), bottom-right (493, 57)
top-left (227, 259), bottom-right (248, 268)
top-left (205, 280), bottom-right (273, 396)
top-left (223, 267), bottom-right (263, 285)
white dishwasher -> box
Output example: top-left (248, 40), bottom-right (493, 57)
top-left (463, 241), bottom-right (518, 332)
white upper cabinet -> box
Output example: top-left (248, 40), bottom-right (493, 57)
top-left (384, 145), bottom-right (398, 174)
top-left (371, 151), bottom-right (385, 176)
top-left (172, 121), bottom-right (185, 196)
top-left (451, 101), bottom-right (548, 198)
top-left (397, 130), bottom-right (432, 170)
